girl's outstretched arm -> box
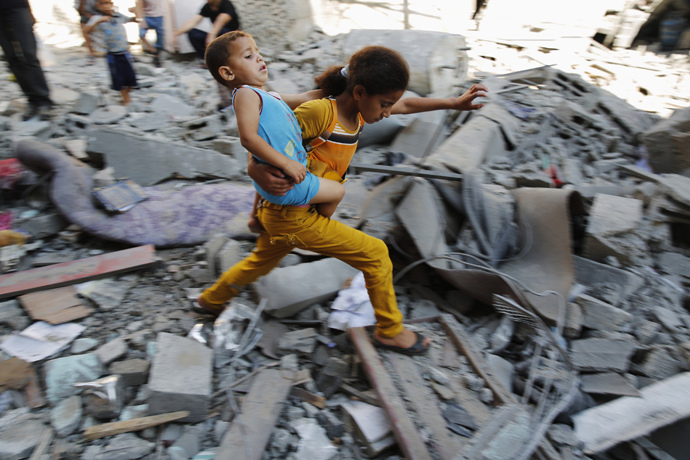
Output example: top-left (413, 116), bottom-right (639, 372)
top-left (391, 84), bottom-right (489, 114)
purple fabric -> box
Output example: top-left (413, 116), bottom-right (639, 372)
top-left (15, 139), bottom-right (255, 247)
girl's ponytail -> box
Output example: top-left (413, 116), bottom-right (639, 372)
top-left (314, 66), bottom-right (348, 97)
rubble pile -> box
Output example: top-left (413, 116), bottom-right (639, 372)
top-left (1, 13), bottom-right (690, 460)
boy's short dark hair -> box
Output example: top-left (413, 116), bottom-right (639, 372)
top-left (206, 30), bottom-right (253, 88)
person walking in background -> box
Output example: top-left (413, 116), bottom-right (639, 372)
top-left (85, 0), bottom-right (138, 106)
top-left (0, 0), bottom-right (54, 121)
top-left (133, 0), bottom-right (164, 67)
top-left (172, 0), bottom-right (240, 68)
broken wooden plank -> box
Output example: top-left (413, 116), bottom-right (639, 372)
top-left (83, 410), bottom-right (189, 440)
top-left (19, 286), bottom-right (94, 324)
top-left (388, 353), bottom-right (463, 459)
top-left (439, 314), bottom-right (518, 405)
top-left (349, 326), bottom-right (433, 460)
top-left (573, 371), bottom-right (690, 454)
top-left (290, 387), bottom-right (326, 409)
top-left (0, 245), bottom-right (156, 299)
top-left (349, 162), bottom-right (463, 181)
top-left (216, 368), bottom-right (295, 460)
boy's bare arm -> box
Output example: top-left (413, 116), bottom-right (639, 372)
top-left (280, 89), bottom-right (327, 110)
top-left (391, 84), bottom-right (488, 114)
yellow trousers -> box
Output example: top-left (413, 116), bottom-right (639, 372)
top-left (200, 202), bottom-right (404, 338)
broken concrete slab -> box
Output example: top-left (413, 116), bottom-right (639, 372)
top-left (87, 129), bottom-right (241, 186)
top-left (579, 372), bottom-right (641, 397)
top-left (573, 294), bottom-right (633, 331)
top-left (642, 107), bottom-right (690, 175)
top-left (573, 372), bottom-right (690, 454)
top-left (255, 258), bottom-right (358, 318)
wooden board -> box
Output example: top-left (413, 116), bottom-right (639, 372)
top-left (0, 245), bottom-right (156, 299)
top-left (216, 368), bottom-right (295, 460)
top-left (19, 286), bottom-right (94, 324)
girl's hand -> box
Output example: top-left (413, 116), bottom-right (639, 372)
top-left (451, 84), bottom-right (489, 111)
top-left (281, 159), bottom-right (307, 184)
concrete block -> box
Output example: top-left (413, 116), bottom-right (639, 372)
top-left (570, 338), bottom-right (635, 372)
top-left (341, 400), bottom-right (396, 457)
top-left (205, 234), bottom-right (229, 278)
top-left (574, 294), bottom-right (632, 331)
top-left (580, 373), bottom-right (640, 397)
top-left (389, 110), bottom-right (445, 159)
top-left (148, 332), bottom-right (212, 423)
top-left (277, 328), bottom-right (318, 357)
top-left (256, 258), bottom-right (358, 318)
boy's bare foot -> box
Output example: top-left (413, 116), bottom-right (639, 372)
top-left (372, 328), bottom-right (431, 355)
top-left (247, 216), bottom-right (265, 233)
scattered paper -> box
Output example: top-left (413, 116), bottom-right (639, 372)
top-left (327, 271), bottom-right (376, 331)
top-left (0, 321), bottom-right (86, 362)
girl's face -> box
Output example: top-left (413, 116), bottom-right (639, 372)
top-left (355, 87), bottom-right (404, 124)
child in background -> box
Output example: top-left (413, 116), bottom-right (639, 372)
top-left (205, 31), bottom-right (345, 228)
top-left (85, 0), bottom-right (138, 105)
top-left (200, 35), bottom-right (487, 355)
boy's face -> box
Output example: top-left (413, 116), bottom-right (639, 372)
top-left (96, 0), bottom-right (114, 14)
top-left (218, 36), bottom-right (267, 88)
top-left (355, 87), bottom-right (404, 124)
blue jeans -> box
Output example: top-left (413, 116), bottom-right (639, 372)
top-left (188, 26), bottom-right (232, 60)
top-left (139, 16), bottom-right (164, 52)
top-left (0, 6), bottom-right (52, 108)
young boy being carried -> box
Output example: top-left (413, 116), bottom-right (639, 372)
top-left (205, 31), bottom-right (343, 231)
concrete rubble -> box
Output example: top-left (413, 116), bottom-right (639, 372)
top-left (1, 2), bottom-right (690, 460)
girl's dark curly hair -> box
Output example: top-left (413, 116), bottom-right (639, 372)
top-left (315, 46), bottom-right (409, 97)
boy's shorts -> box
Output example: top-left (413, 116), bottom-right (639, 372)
top-left (255, 171), bottom-right (320, 206)
top-left (106, 52), bottom-right (138, 91)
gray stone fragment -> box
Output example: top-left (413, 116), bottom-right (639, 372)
top-left (45, 354), bottom-right (104, 404)
top-left (574, 294), bottom-right (633, 331)
top-left (73, 92), bottom-right (100, 115)
top-left (636, 347), bottom-right (683, 380)
top-left (15, 213), bottom-right (68, 239)
top-left (109, 359), bottom-right (150, 386)
top-left (292, 417), bottom-right (338, 460)
top-left (0, 299), bottom-right (30, 331)
top-left (0, 415), bottom-right (46, 460)
top-left (91, 105), bottom-right (128, 124)
top-left (94, 337), bottom-right (128, 365)
top-left (50, 395), bottom-right (82, 437)
top-left (278, 328), bottom-right (318, 357)
top-left (71, 337), bottom-right (99, 354)
top-left (93, 433), bottom-right (154, 460)
top-left (570, 338), bottom-right (635, 372)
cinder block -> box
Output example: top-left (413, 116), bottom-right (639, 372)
top-left (148, 332), bottom-right (212, 422)
top-left (574, 294), bottom-right (632, 331)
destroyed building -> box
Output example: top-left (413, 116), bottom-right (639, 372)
top-left (1, 1), bottom-right (690, 459)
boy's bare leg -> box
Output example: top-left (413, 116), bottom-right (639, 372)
top-left (248, 192), bottom-right (265, 233)
top-left (310, 178), bottom-right (344, 218)
top-left (121, 87), bottom-right (131, 106)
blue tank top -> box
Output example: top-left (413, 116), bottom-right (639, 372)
top-left (232, 86), bottom-right (319, 205)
